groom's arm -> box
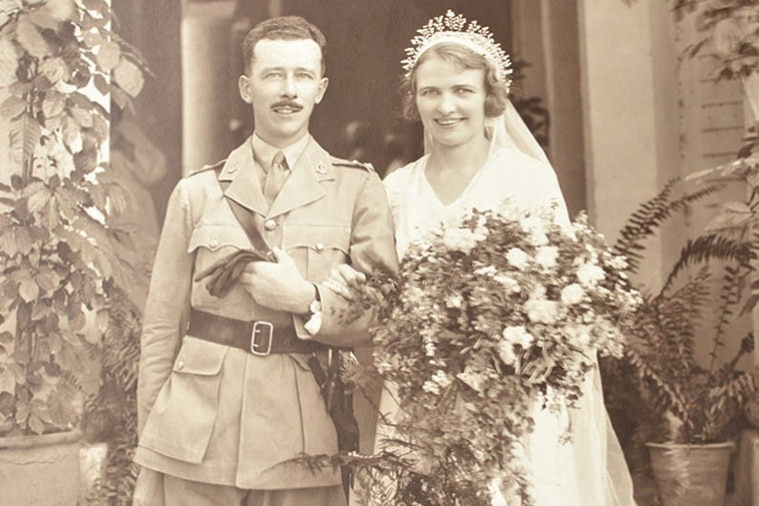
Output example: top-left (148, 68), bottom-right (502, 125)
top-left (295, 168), bottom-right (398, 346)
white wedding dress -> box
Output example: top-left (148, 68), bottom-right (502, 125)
top-left (376, 143), bottom-right (637, 506)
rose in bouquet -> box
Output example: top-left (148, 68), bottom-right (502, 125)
top-left (350, 200), bottom-right (642, 506)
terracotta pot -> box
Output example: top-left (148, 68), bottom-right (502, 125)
top-left (0, 429), bottom-right (83, 506)
top-left (647, 441), bottom-right (734, 506)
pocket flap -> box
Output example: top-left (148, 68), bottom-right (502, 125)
top-left (173, 337), bottom-right (228, 375)
top-left (283, 224), bottom-right (350, 253)
top-left (188, 225), bottom-right (250, 253)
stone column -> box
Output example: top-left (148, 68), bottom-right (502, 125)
top-left (181, 1), bottom-right (237, 173)
top-left (577, 0), bottom-right (682, 287)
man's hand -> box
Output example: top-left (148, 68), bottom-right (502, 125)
top-left (240, 248), bottom-right (314, 313)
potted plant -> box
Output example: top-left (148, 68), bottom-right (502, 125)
top-left (0, 1), bottom-right (147, 503)
top-left (606, 178), bottom-right (758, 506)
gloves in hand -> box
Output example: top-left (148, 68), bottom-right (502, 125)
top-left (194, 249), bottom-right (273, 298)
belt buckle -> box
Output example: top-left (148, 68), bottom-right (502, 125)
top-left (251, 321), bottom-right (274, 356)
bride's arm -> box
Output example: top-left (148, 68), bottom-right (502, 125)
top-left (323, 264), bottom-right (366, 301)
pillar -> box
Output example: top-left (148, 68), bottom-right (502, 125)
top-left (577, 0), bottom-right (682, 288)
top-left (181, 1), bottom-right (237, 173)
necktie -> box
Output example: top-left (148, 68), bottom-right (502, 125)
top-left (263, 150), bottom-right (289, 207)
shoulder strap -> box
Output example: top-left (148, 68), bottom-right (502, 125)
top-left (330, 157), bottom-right (375, 172)
top-left (218, 178), bottom-right (278, 263)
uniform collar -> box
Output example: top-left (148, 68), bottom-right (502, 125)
top-left (219, 135), bottom-right (334, 218)
top-left (251, 132), bottom-right (311, 172)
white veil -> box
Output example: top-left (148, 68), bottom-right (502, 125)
top-left (481, 99), bottom-right (639, 506)
top-left (488, 100), bottom-right (550, 164)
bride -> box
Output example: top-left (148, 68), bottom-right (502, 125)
top-left (328, 11), bottom-right (637, 505)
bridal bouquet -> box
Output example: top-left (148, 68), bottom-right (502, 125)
top-left (351, 200), bottom-right (642, 506)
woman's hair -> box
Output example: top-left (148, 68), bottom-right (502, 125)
top-left (400, 43), bottom-right (509, 121)
top-left (242, 16), bottom-right (327, 75)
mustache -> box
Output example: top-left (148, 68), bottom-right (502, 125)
top-left (271, 100), bottom-right (302, 110)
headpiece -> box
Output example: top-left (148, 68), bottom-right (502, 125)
top-left (402, 10), bottom-right (513, 89)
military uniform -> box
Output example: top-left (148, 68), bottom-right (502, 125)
top-left (135, 135), bottom-right (398, 500)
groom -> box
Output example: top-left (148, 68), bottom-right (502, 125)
top-left (134, 15), bottom-right (398, 506)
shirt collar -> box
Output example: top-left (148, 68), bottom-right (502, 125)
top-left (251, 132), bottom-right (311, 171)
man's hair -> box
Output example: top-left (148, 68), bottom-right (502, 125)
top-left (242, 16), bottom-right (327, 75)
top-left (400, 42), bottom-right (508, 121)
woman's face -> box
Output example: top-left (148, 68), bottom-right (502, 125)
top-left (414, 55), bottom-right (488, 150)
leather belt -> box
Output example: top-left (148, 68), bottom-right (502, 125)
top-left (187, 309), bottom-right (326, 356)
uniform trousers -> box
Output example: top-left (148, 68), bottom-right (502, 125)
top-left (163, 474), bottom-right (347, 506)
top-left (133, 468), bottom-right (347, 506)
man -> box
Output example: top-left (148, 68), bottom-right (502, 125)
top-left (133, 15), bottom-right (397, 506)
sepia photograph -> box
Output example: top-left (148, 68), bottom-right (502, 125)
top-left (1, 0), bottom-right (759, 505)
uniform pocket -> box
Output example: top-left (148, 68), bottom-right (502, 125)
top-left (282, 224), bottom-right (350, 282)
top-left (188, 224), bottom-right (250, 254)
top-left (139, 337), bottom-right (228, 463)
top-left (189, 224), bottom-right (252, 287)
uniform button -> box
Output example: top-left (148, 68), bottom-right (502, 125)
top-left (264, 219), bottom-right (277, 231)
top-left (228, 161), bottom-right (239, 173)
top-left (210, 237), bottom-right (219, 248)
top-left (315, 242), bottom-right (325, 252)
top-left (176, 360), bottom-right (185, 371)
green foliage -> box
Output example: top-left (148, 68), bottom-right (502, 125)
top-left (610, 179), bottom-right (757, 446)
top-left (0, 0), bottom-right (148, 436)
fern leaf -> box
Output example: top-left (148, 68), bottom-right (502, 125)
top-left (661, 234), bottom-right (751, 294)
top-left (613, 179), bottom-right (719, 274)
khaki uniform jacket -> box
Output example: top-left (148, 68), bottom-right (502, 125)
top-left (134, 136), bottom-right (398, 489)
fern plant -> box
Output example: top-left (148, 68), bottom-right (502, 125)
top-left (80, 285), bottom-right (141, 505)
top-left (609, 177), bottom-right (757, 446)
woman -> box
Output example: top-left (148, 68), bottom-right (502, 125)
top-left (329, 11), bottom-right (637, 505)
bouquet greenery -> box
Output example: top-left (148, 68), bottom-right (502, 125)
top-left (344, 201), bottom-right (642, 506)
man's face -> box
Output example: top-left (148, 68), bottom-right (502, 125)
top-left (238, 38), bottom-right (328, 147)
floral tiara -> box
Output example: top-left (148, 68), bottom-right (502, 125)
top-left (402, 10), bottom-right (513, 89)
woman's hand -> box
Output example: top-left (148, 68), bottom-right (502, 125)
top-left (322, 264), bottom-right (366, 301)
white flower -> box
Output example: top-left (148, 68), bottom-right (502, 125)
top-left (523, 216), bottom-right (549, 245)
top-left (474, 265), bottom-right (497, 276)
top-left (495, 274), bottom-right (521, 294)
top-left (432, 369), bottom-right (452, 387)
top-left (567, 324), bottom-right (592, 347)
top-left (535, 246), bottom-right (559, 269)
top-left (457, 367), bottom-right (486, 392)
top-left (423, 337), bottom-right (437, 357)
top-left (560, 283), bottom-right (585, 305)
top-left (502, 325), bottom-right (534, 348)
top-left (442, 227), bottom-right (485, 253)
top-left (446, 294), bottom-right (464, 308)
top-left (506, 247), bottom-right (529, 270)
top-left (577, 262), bottom-right (605, 286)
top-left (405, 285), bottom-right (427, 304)
top-left (530, 284), bottom-right (548, 300)
top-left (524, 299), bottom-right (558, 324)
top-left (422, 380), bottom-right (441, 394)
top-left (608, 255), bottom-right (629, 271)
top-left (498, 341), bottom-right (516, 365)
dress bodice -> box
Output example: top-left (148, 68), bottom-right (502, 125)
top-left (383, 145), bottom-right (569, 258)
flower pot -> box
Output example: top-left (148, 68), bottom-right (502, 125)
top-left (647, 441), bottom-right (734, 506)
top-left (0, 429), bottom-right (83, 506)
